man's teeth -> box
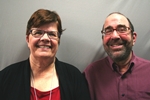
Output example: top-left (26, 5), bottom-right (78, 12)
top-left (111, 44), bottom-right (120, 46)
top-left (110, 43), bottom-right (123, 46)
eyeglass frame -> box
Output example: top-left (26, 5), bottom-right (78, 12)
top-left (101, 25), bottom-right (132, 36)
top-left (29, 28), bottom-right (60, 40)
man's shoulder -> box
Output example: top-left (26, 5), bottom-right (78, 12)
top-left (89, 56), bottom-right (109, 67)
top-left (134, 55), bottom-right (150, 64)
top-left (84, 56), bottom-right (109, 72)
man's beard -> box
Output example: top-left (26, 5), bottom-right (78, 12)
top-left (108, 46), bottom-right (132, 62)
top-left (105, 40), bottom-right (133, 62)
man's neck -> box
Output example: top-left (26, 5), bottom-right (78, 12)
top-left (115, 52), bottom-right (132, 74)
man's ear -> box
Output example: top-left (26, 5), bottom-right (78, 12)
top-left (132, 32), bottom-right (137, 46)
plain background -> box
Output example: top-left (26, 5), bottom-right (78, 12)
top-left (0, 0), bottom-right (150, 72)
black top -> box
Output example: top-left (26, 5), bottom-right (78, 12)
top-left (0, 58), bottom-right (91, 100)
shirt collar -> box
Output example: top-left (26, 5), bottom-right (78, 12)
top-left (107, 51), bottom-right (136, 73)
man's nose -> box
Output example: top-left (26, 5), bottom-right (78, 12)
top-left (110, 30), bottom-right (120, 39)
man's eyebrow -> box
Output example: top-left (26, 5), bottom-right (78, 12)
top-left (104, 24), bottom-right (126, 29)
top-left (117, 24), bottom-right (126, 27)
top-left (104, 26), bottom-right (113, 29)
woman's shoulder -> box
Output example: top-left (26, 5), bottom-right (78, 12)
top-left (56, 58), bottom-right (78, 69)
top-left (0, 59), bottom-right (29, 74)
top-left (55, 58), bottom-right (81, 74)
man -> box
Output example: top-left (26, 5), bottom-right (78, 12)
top-left (84, 12), bottom-right (150, 100)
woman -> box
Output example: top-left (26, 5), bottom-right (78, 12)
top-left (0, 9), bottom-right (90, 100)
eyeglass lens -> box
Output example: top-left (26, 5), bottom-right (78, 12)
top-left (30, 29), bottom-right (59, 40)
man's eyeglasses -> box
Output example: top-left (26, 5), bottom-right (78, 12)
top-left (101, 25), bottom-right (131, 36)
top-left (29, 28), bottom-right (59, 40)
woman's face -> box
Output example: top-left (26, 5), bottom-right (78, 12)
top-left (26, 22), bottom-right (59, 59)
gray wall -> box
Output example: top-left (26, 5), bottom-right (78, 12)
top-left (0, 0), bottom-right (150, 71)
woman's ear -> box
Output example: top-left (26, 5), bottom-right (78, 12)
top-left (26, 35), bottom-right (29, 43)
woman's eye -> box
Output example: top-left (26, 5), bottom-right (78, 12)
top-left (48, 32), bottom-right (57, 36)
top-left (35, 31), bottom-right (43, 35)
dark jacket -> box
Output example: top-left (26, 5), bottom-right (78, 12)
top-left (0, 58), bottom-right (91, 100)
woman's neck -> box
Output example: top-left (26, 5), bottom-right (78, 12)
top-left (29, 54), bottom-right (55, 75)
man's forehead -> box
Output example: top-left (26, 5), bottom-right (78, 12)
top-left (104, 13), bottom-right (128, 25)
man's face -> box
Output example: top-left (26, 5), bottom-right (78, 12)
top-left (102, 14), bottom-right (137, 62)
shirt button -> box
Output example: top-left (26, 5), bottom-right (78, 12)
top-left (122, 94), bottom-right (125, 97)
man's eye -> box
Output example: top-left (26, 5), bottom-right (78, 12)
top-left (118, 27), bottom-right (126, 32)
top-left (105, 29), bottom-right (113, 33)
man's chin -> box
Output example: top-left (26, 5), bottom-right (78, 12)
top-left (109, 51), bottom-right (124, 60)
